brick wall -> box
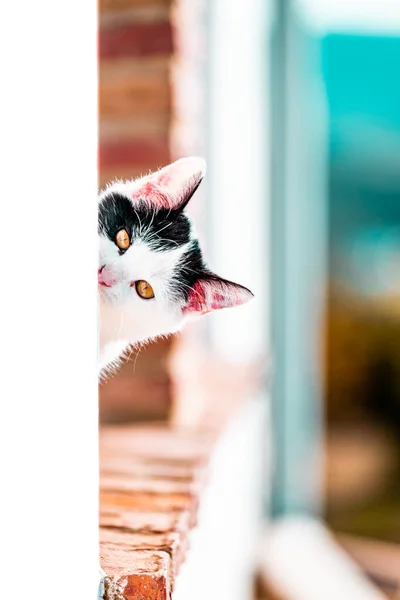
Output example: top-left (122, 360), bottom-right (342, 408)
top-left (99, 0), bottom-right (173, 186)
top-left (98, 0), bottom-right (208, 422)
top-left (99, 0), bottom-right (175, 421)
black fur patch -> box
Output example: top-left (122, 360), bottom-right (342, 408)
top-left (98, 193), bottom-right (192, 251)
top-left (170, 240), bottom-right (208, 301)
top-left (98, 192), bottom-right (209, 301)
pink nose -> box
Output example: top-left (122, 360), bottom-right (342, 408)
top-left (98, 266), bottom-right (117, 287)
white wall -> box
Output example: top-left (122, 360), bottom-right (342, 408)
top-left (207, 0), bottom-right (271, 364)
top-left (173, 398), bottom-right (268, 600)
top-left (0, 1), bottom-right (99, 598)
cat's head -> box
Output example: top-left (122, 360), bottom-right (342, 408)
top-left (98, 157), bottom-right (253, 345)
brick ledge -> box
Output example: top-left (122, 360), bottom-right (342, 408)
top-left (99, 423), bottom-right (218, 599)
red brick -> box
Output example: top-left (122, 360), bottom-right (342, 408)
top-left (99, 77), bottom-right (170, 120)
top-left (101, 467), bottom-right (198, 486)
top-left (99, 57), bottom-right (170, 120)
top-left (99, 138), bottom-right (170, 171)
top-left (100, 425), bottom-right (215, 461)
top-left (100, 507), bottom-right (191, 536)
top-left (99, 509), bottom-right (192, 570)
top-left (99, 22), bottom-right (173, 59)
top-left (99, 0), bottom-right (171, 15)
top-left (98, 424), bottom-right (222, 594)
top-left (100, 455), bottom-right (206, 486)
top-left (100, 527), bottom-right (184, 576)
top-left (99, 374), bottom-right (171, 424)
top-left (101, 548), bottom-right (171, 600)
top-left (99, 339), bottom-right (174, 424)
top-left (100, 115), bottom-right (169, 142)
top-left (100, 489), bottom-right (197, 517)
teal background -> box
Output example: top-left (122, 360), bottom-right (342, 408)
top-left (322, 34), bottom-right (400, 295)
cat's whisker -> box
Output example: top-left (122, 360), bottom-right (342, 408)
top-left (132, 343), bottom-right (144, 373)
top-left (125, 343), bottom-right (135, 364)
top-left (134, 209), bottom-right (144, 237)
top-left (178, 265), bottom-right (201, 275)
top-left (153, 221), bottom-right (173, 236)
top-left (176, 280), bottom-right (203, 297)
top-left (148, 206), bottom-right (156, 231)
top-left (155, 238), bottom-right (180, 249)
top-left (140, 210), bottom-right (156, 239)
top-left (143, 230), bottom-right (181, 250)
top-left (98, 157), bottom-right (252, 377)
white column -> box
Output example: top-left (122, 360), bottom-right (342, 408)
top-left (0, 2), bottom-right (99, 598)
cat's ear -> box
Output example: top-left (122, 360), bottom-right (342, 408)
top-left (138, 157), bottom-right (206, 211)
top-left (183, 276), bottom-right (254, 316)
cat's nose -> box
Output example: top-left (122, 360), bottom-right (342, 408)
top-left (98, 265), bottom-right (117, 287)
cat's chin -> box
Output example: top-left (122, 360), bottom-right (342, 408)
top-left (98, 293), bottom-right (186, 376)
top-left (98, 339), bottom-right (130, 376)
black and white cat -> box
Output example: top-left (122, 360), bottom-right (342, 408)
top-left (98, 157), bottom-right (253, 376)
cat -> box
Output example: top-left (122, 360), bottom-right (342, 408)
top-left (98, 157), bottom-right (253, 377)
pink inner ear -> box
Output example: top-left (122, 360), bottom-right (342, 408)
top-left (132, 157), bottom-right (205, 211)
top-left (186, 281), bottom-right (207, 313)
top-left (184, 278), bottom-right (253, 315)
top-left (155, 171), bottom-right (172, 187)
top-left (132, 181), bottom-right (170, 209)
top-left (212, 291), bottom-right (226, 306)
top-left (184, 281), bottom-right (231, 314)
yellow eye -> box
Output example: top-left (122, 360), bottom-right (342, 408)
top-left (116, 228), bottom-right (130, 251)
top-left (135, 280), bottom-right (155, 300)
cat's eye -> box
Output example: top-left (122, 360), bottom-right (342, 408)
top-left (116, 228), bottom-right (130, 251)
top-left (134, 280), bottom-right (155, 300)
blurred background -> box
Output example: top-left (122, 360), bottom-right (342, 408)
top-left (98, 0), bottom-right (400, 596)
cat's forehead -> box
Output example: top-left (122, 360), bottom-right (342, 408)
top-left (98, 191), bottom-right (192, 250)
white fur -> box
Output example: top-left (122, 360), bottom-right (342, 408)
top-left (98, 158), bottom-right (205, 377)
top-left (98, 157), bottom-right (252, 378)
top-left (98, 235), bottom-right (191, 374)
